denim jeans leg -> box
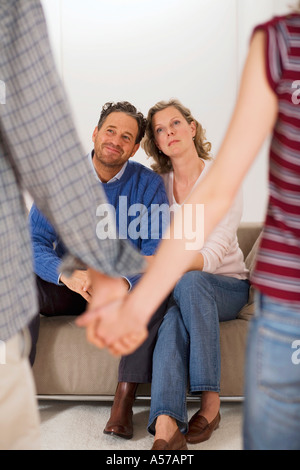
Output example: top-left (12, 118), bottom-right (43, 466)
top-left (173, 271), bottom-right (250, 394)
top-left (243, 293), bottom-right (300, 450)
top-left (148, 301), bottom-right (189, 435)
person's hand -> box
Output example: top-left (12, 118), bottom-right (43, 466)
top-left (108, 330), bottom-right (148, 356)
top-left (76, 296), bottom-right (148, 356)
top-left (60, 269), bottom-right (92, 302)
top-left (75, 269), bottom-right (131, 351)
top-left (87, 268), bottom-right (129, 309)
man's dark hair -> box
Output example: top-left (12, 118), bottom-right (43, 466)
top-left (97, 101), bottom-right (147, 144)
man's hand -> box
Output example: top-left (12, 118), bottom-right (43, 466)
top-left (60, 269), bottom-right (92, 302)
top-left (88, 269), bottom-right (129, 307)
top-left (76, 269), bottom-right (132, 351)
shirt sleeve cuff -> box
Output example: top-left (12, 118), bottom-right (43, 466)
top-left (122, 277), bottom-right (132, 291)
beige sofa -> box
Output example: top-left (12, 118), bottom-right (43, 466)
top-left (32, 222), bottom-right (262, 400)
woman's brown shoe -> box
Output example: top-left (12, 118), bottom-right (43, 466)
top-left (151, 429), bottom-right (188, 450)
top-left (186, 411), bottom-right (220, 444)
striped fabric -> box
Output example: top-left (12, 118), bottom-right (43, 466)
top-left (251, 14), bottom-right (300, 304)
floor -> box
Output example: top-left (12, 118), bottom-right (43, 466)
top-left (38, 399), bottom-right (244, 451)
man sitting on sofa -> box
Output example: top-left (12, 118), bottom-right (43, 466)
top-left (29, 101), bottom-right (169, 440)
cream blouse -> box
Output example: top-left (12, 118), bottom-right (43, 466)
top-left (162, 159), bottom-right (249, 280)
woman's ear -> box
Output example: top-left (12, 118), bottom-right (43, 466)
top-left (190, 121), bottom-right (196, 138)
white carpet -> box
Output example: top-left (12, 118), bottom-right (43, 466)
top-left (38, 399), bottom-right (243, 451)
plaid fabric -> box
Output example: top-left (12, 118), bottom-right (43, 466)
top-left (0, 0), bottom-right (145, 341)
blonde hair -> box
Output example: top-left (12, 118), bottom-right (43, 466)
top-left (142, 99), bottom-right (212, 174)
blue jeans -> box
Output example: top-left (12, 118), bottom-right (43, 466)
top-left (148, 271), bottom-right (250, 435)
top-left (243, 293), bottom-right (300, 450)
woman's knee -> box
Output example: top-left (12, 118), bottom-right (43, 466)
top-left (173, 271), bottom-right (213, 302)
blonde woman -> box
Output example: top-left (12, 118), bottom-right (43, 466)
top-left (141, 99), bottom-right (250, 450)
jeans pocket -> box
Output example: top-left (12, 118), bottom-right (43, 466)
top-left (257, 325), bottom-right (300, 403)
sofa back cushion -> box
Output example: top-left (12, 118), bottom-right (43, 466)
top-left (237, 223), bottom-right (263, 320)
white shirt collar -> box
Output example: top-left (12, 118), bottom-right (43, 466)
top-left (88, 151), bottom-right (128, 184)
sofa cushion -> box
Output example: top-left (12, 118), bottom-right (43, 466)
top-left (33, 315), bottom-right (120, 395)
top-left (238, 232), bottom-right (262, 320)
top-left (244, 231), bottom-right (262, 274)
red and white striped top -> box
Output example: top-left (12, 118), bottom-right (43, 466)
top-left (251, 14), bottom-right (300, 304)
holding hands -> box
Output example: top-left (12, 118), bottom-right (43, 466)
top-left (76, 269), bottom-right (149, 356)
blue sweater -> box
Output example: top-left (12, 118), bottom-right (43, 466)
top-left (29, 160), bottom-right (169, 288)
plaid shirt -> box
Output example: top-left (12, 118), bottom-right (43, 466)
top-left (0, 0), bottom-right (145, 341)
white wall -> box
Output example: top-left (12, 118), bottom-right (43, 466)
top-left (41, 0), bottom-right (291, 223)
